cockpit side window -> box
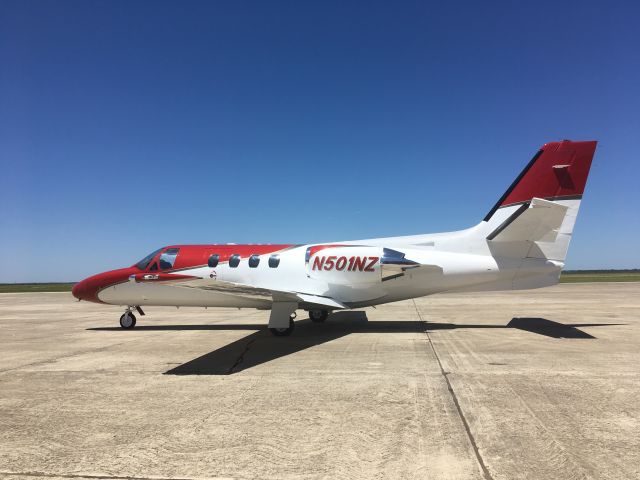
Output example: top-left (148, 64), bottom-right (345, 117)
top-left (159, 248), bottom-right (180, 270)
top-left (135, 248), bottom-right (162, 270)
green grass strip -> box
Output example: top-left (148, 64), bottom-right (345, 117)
top-left (0, 283), bottom-right (75, 293)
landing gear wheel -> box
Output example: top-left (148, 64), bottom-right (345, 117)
top-left (119, 312), bottom-right (136, 329)
top-left (309, 309), bottom-right (329, 322)
top-left (269, 317), bottom-right (295, 337)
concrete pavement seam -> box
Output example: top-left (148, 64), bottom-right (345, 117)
top-left (0, 342), bottom-right (131, 375)
top-left (412, 299), bottom-right (494, 480)
top-left (0, 471), bottom-right (199, 480)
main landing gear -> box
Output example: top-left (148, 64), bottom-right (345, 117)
top-left (309, 309), bottom-right (329, 322)
top-left (267, 309), bottom-right (331, 336)
top-left (119, 306), bottom-right (144, 329)
top-left (269, 312), bottom-right (296, 337)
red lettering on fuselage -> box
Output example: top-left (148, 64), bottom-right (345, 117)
top-left (347, 256), bottom-right (356, 271)
top-left (352, 256), bottom-right (366, 271)
top-left (365, 256), bottom-right (379, 272)
top-left (311, 255), bottom-right (379, 272)
top-left (312, 256), bottom-right (325, 270)
top-left (324, 256), bottom-right (337, 270)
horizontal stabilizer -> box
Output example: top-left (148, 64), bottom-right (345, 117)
top-left (487, 198), bottom-right (568, 242)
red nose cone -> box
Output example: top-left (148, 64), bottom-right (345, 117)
top-left (71, 281), bottom-right (86, 300)
top-left (72, 268), bottom-right (137, 303)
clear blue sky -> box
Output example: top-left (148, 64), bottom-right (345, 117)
top-left (1, 0), bottom-right (639, 282)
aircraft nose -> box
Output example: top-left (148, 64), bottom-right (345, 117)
top-left (72, 267), bottom-right (136, 303)
top-left (72, 278), bottom-right (92, 301)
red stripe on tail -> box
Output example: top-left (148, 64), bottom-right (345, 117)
top-left (485, 140), bottom-right (597, 220)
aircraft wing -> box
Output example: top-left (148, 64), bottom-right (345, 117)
top-left (295, 293), bottom-right (346, 309)
top-left (170, 277), bottom-right (347, 310)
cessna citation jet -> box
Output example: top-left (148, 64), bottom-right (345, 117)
top-left (73, 140), bottom-right (597, 336)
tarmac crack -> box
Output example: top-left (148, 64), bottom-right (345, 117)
top-left (412, 299), bottom-right (494, 480)
top-left (227, 335), bottom-right (259, 374)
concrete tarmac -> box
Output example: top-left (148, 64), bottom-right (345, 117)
top-left (0, 283), bottom-right (638, 480)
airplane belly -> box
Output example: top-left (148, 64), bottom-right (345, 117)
top-left (97, 281), bottom-right (270, 308)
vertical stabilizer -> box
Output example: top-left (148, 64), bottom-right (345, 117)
top-left (484, 140), bottom-right (596, 221)
top-left (483, 140), bottom-right (596, 263)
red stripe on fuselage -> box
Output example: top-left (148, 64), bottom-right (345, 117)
top-left (73, 244), bottom-right (297, 304)
top-left (164, 244), bottom-right (296, 270)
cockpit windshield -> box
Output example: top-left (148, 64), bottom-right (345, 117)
top-left (134, 248), bottom-right (162, 270)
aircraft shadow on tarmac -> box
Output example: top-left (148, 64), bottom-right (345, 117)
top-left (87, 311), bottom-right (623, 375)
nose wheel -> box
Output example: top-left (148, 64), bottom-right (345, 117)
top-left (119, 311), bottom-right (136, 329)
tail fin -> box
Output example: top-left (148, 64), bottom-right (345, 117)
top-left (484, 140), bottom-right (597, 222)
top-left (484, 140), bottom-right (597, 263)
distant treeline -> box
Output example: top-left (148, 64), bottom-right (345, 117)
top-left (563, 269), bottom-right (640, 274)
top-left (0, 283), bottom-right (75, 293)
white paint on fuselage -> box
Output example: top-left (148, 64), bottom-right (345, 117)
top-left (98, 200), bottom-right (577, 309)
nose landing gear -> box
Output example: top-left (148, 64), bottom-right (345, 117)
top-left (119, 306), bottom-right (144, 329)
top-left (119, 311), bottom-right (136, 329)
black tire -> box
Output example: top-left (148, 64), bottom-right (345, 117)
top-left (309, 309), bottom-right (329, 322)
top-left (269, 317), bottom-right (294, 337)
top-left (119, 312), bottom-right (136, 329)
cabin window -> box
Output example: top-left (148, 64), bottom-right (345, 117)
top-left (229, 254), bottom-right (241, 268)
top-left (159, 248), bottom-right (180, 270)
top-left (149, 262), bottom-right (158, 271)
top-left (268, 254), bottom-right (280, 268)
top-left (249, 254), bottom-right (260, 268)
top-left (208, 254), bottom-right (219, 268)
